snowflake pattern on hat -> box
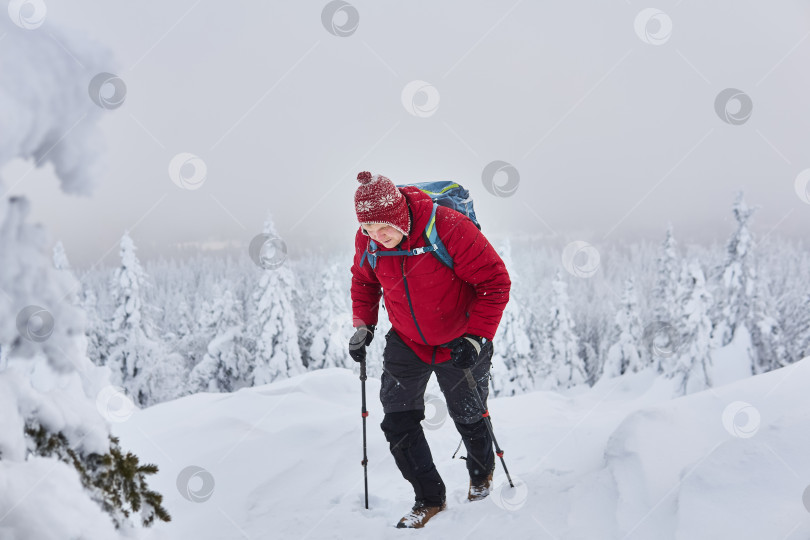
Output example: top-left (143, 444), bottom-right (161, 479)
top-left (378, 193), bottom-right (397, 207)
top-left (354, 171), bottom-right (411, 236)
top-left (356, 200), bottom-right (373, 213)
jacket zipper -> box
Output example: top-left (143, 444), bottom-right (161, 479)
top-left (401, 257), bottom-right (429, 346)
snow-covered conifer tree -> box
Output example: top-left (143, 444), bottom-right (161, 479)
top-left (711, 192), bottom-right (757, 348)
top-left (538, 271), bottom-right (585, 389)
top-left (303, 260), bottom-right (354, 370)
top-left (107, 232), bottom-right (185, 405)
top-left (247, 216), bottom-right (305, 384)
top-left (53, 240), bottom-right (71, 270)
top-left (188, 282), bottom-right (250, 392)
top-left (603, 276), bottom-right (646, 378)
top-left (81, 287), bottom-right (111, 368)
top-left (653, 224), bottom-right (680, 321)
top-left (749, 267), bottom-right (789, 374)
top-left (789, 293), bottom-right (810, 362)
top-left (670, 260), bottom-right (714, 395)
top-left (490, 239), bottom-right (536, 396)
top-left (646, 225), bottom-right (683, 373)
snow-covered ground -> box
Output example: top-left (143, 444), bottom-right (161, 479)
top-left (115, 354), bottom-right (810, 540)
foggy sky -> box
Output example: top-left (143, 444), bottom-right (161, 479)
top-left (3, 1), bottom-right (809, 268)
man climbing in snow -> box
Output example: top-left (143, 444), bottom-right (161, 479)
top-left (348, 171), bottom-right (511, 528)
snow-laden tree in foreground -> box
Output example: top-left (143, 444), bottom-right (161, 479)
top-left (0, 15), bottom-right (168, 538)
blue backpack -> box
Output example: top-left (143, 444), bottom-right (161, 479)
top-left (360, 181), bottom-right (481, 271)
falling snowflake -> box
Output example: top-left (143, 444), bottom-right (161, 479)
top-left (356, 200), bottom-right (373, 213)
top-left (378, 193), bottom-right (397, 207)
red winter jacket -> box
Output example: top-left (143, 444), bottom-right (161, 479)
top-left (350, 186), bottom-right (511, 364)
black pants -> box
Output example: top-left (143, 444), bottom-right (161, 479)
top-left (379, 329), bottom-right (495, 505)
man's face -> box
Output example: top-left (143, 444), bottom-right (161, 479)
top-left (362, 223), bottom-right (404, 248)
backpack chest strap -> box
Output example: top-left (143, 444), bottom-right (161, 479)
top-left (361, 242), bottom-right (439, 269)
top-left (376, 244), bottom-right (439, 257)
top-left (360, 203), bottom-right (452, 270)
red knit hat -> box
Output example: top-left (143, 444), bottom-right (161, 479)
top-left (354, 171), bottom-right (411, 236)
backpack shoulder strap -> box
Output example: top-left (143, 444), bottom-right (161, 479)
top-left (424, 203), bottom-right (454, 270)
top-left (360, 239), bottom-right (378, 270)
top-left (359, 205), bottom-right (454, 271)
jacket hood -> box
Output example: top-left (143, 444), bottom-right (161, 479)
top-left (397, 186), bottom-right (434, 249)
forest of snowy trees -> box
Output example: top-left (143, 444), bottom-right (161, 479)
top-left (61, 192), bottom-right (810, 407)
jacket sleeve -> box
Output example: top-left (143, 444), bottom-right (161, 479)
top-left (436, 207), bottom-right (511, 341)
top-left (350, 228), bottom-right (382, 327)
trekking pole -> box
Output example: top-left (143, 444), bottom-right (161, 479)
top-left (464, 368), bottom-right (514, 488)
top-left (360, 358), bottom-right (370, 509)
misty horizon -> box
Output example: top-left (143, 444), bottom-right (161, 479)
top-left (2, 1), bottom-right (808, 269)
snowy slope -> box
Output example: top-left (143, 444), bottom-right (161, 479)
top-left (114, 359), bottom-right (810, 540)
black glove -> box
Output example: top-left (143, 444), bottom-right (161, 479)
top-left (446, 333), bottom-right (488, 370)
top-left (349, 325), bottom-right (376, 362)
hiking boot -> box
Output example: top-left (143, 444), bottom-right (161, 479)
top-left (467, 470), bottom-right (494, 502)
top-left (395, 500), bottom-right (446, 529)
